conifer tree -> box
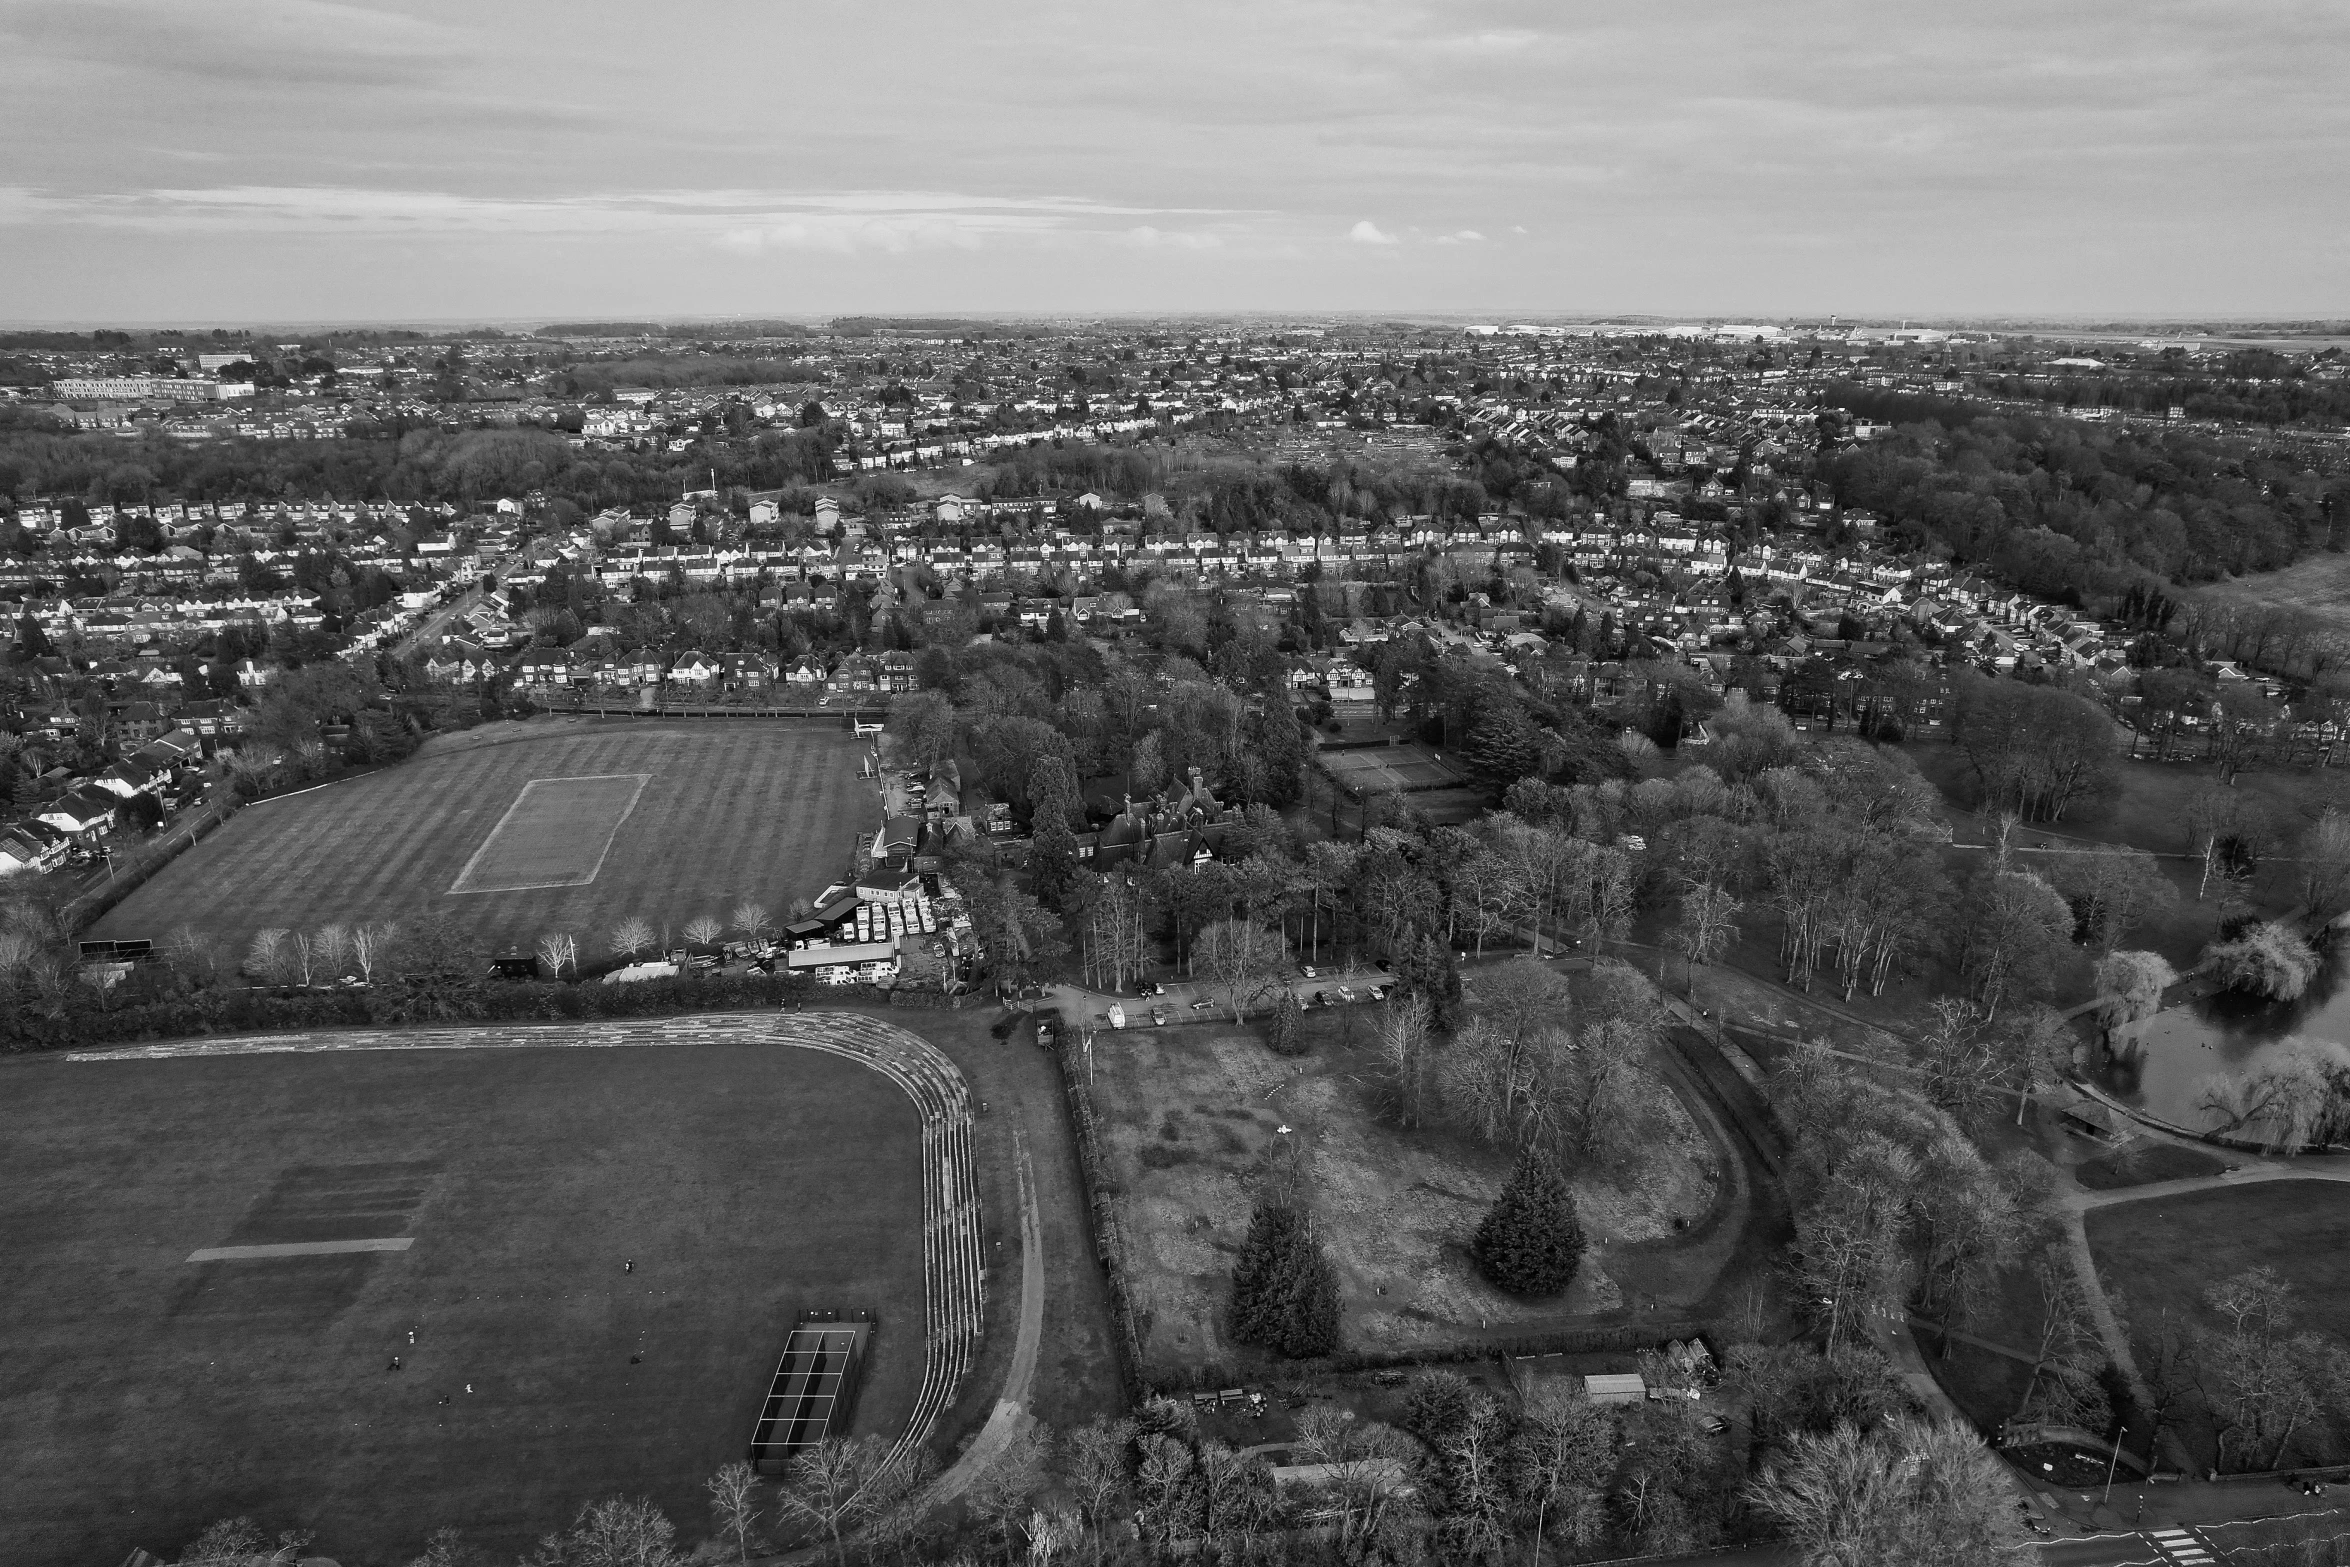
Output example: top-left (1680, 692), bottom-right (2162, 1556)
top-left (1473, 1149), bottom-right (1585, 1297)
top-left (1266, 988), bottom-right (1307, 1056)
top-left (1229, 1198), bottom-right (1342, 1357)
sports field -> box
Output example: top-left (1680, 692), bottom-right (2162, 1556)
top-left (1317, 742), bottom-right (1472, 796)
top-left (90, 719), bottom-right (872, 962)
top-left (0, 1039), bottom-right (926, 1566)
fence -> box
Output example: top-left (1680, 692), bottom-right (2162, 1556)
top-left (57, 797), bottom-right (236, 931)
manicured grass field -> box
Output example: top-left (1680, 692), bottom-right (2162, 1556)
top-left (2087, 1180), bottom-right (2350, 1468)
top-left (450, 773), bottom-right (650, 892)
top-left (2088, 1180), bottom-right (2350, 1348)
top-left (90, 719), bottom-right (873, 963)
top-left (0, 1041), bottom-right (926, 1567)
top-left (2072, 1140), bottom-right (2230, 1191)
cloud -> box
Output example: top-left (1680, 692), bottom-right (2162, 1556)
top-left (1124, 225), bottom-right (1224, 250)
top-left (0, 0), bottom-right (465, 88)
top-left (1434, 229), bottom-right (1486, 244)
top-left (1348, 219), bottom-right (1398, 245)
top-left (0, 185), bottom-right (1232, 254)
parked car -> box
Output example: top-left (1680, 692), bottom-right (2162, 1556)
top-left (1299, 963), bottom-right (1317, 979)
top-left (1151, 1004), bottom-right (1169, 1026)
top-left (1106, 1003), bottom-right (1127, 1030)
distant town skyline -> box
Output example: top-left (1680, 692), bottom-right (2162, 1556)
top-left (2, 0), bottom-right (2344, 323)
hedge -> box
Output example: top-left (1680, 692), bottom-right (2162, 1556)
top-left (0, 972), bottom-right (974, 1053)
top-left (1045, 1014), bottom-right (1153, 1407)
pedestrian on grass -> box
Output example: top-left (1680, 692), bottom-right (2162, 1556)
top-left (388, 1356), bottom-right (402, 1372)
top-left (624, 1259), bottom-right (634, 1274)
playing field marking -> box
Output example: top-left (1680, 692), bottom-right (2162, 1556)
top-left (187, 1237), bottom-right (415, 1262)
top-left (449, 772), bottom-right (650, 894)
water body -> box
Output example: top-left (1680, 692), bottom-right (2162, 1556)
top-left (2097, 942), bottom-right (2350, 1131)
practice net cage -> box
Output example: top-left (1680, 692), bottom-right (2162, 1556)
top-left (748, 1310), bottom-right (875, 1475)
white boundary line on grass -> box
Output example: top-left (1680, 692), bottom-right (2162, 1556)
top-left (188, 1237), bottom-right (415, 1261)
top-left (447, 772), bottom-right (651, 895)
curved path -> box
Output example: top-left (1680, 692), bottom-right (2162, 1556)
top-left (921, 1129), bottom-right (1045, 1508)
top-left (64, 1010), bottom-right (989, 1495)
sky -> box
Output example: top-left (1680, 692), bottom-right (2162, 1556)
top-left (0, 0), bottom-right (2344, 325)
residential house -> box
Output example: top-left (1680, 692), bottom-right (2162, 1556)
top-left (37, 787), bottom-right (118, 838)
top-left (667, 649), bottom-right (722, 685)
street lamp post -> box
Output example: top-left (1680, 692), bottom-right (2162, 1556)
top-left (2102, 1428), bottom-right (2128, 1507)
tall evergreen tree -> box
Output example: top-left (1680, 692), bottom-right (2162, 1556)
top-left (1473, 1150), bottom-right (1586, 1297)
top-left (1266, 988), bottom-right (1307, 1056)
top-left (1229, 1198), bottom-right (1342, 1358)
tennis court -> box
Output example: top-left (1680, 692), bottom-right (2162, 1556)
top-left (450, 774), bottom-right (649, 893)
top-left (1317, 744), bottom-right (1470, 796)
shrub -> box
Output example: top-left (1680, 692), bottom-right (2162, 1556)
top-left (1402, 1370), bottom-right (1480, 1444)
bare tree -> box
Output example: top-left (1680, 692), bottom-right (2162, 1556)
top-left (2014, 1244), bottom-right (2105, 1427)
top-left (1668, 881), bottom-right (1742, 993)
top-left (1747, 1414), bottom-right (2027, 1566)
top-left (704, 1460), bottom-right (764, 1566)
top-left (683, 913), bottom-right (725, 948)
top-left (1448, 847), bottom-right (1521, 958)
top-left (2302, 806), bottom-right (2350, 923)
top-left (731, 901), bottom-right (774, 946)
top-left (1193, 918), bottom-right (1288, 1022)
top-left (969, 1423), bottom-right (1052, 1559)
top-left (770, 1436), bottom-right (889, 1567)
top-left (247, 928), bottom-right (293, 985)
top-left (2186, 785), bottom-right (2270, 899)
top-left (858, 1447), bottom-right (938, 1565)
top-left (1065, 1414), bottom-right (1137, 1532)
top-left (350, 921), bottom-right (397, 985)
top-left (524, 1496), bottom-right (683, 1567)
top-left (1293, 1405), bottom-right (1420, 1557)
top-left (1078, 874), bottom-right (1153, 993)
top-left (312, 923), bottom-right (352, 981)
top-left (609, 916), bottom-right (656, 958)
top-left (1023, 1507), bottom-right (1081, 1567)
top-left (1374, 991), bottom-right (1434, 1128)
top-left (536, 931), bottom-right (578, 977)
top-left (165, 922), bottom-right (220, 979)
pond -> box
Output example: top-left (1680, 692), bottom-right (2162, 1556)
top-left (2096, 940), bottom-right (2350, 1144)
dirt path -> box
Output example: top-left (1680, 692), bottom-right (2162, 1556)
top-left (2071, 1164), bottom-right (2350, 1211)
top-left (922, 1129), bottom-right (1045, 1508)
